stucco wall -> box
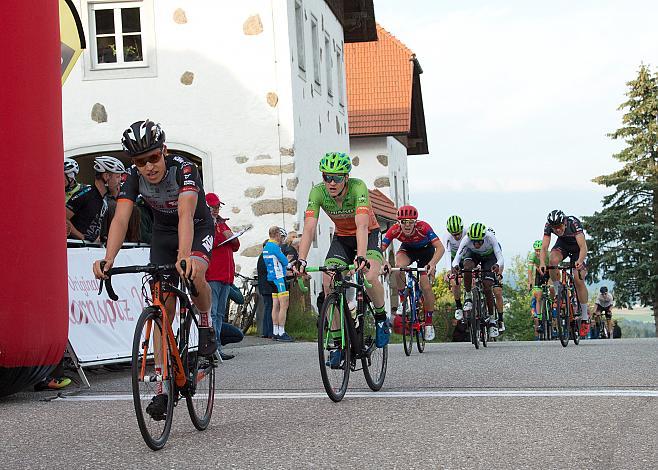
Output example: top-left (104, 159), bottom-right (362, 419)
top-left (62, 0), bottom-right (347, 281)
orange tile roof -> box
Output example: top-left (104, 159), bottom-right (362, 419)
top-left (369, 188), bottom-right (398, 221)
top-left (345, 24), bottom-right (415, 135)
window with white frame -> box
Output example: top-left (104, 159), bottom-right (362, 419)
top-left (336, 45), bottom-right (345, 108)
top-left (311, 15), bottom-right (321, 90)
top-left (295, 1), bottom-right (306, 75)
top-left (90, 2), bottom-right (146, 68)
top-left (325, 35), bottom-right (333, 100)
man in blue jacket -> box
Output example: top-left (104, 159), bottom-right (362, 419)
top-left (263, 226), bottom-right (293, 341)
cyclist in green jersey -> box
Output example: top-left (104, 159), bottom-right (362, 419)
top-left (295, 152), bottom-right (390, 347)
top-left (528, 240), bottom-right (552, 339)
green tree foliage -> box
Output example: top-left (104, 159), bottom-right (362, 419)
top-left (501, 255), bottom-right (535, 341)
top-left (583, 65), bottom-right (658, 337)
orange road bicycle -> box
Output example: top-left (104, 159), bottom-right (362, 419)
top-left (548, 263), bottom-right (583, 348)
top-left (98, 261), bottom-right (216, 450)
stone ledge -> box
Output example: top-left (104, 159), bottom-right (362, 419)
top-left (246, 163), bottom-right (295, 175)
top-left (252, 198), bottom-right (297, 216)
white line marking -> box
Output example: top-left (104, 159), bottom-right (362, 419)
top-left (53, 389), bottom-right (658, 402)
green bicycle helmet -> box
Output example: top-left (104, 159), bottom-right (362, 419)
top-left (468, 222), bottom-right (487, 241)
top-left (533, 240), bottom-right (542, 250)
top-left (446, 215), bottom-right (463, 234)
top-left (319, 152), bottom-right (352, 174)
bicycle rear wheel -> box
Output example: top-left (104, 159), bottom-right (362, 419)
top-left (362, 303), bottom-right (387, 391)
top-left (131, 307), bottom-right (175, 451)
top-left (416, 307), bottom-right (426, 353)
top-left (183, 310), bottom-right (216, 430)
top-left (318, 293), bottom-right (350, 402)
top-left (557, 289), bottom-right (569, 347)
top-left (401, 295), bottom-right (413, 356)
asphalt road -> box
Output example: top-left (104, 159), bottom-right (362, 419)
top-left (2, 337), bottom-right (657, 469)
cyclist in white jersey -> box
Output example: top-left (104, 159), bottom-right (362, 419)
top-left (444, 215), bottom-right (467, 320)
top-left (452, 222), bottom-right (505, 337)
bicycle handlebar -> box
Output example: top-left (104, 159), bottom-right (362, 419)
top-left (389, 267), bottom-right (427, 272)
top-left (98, 261), bottom-right (198, 301)
top-left (296, 264), bottom-right (372, 293)
top-left (546, 264), bottom-right (583, 280)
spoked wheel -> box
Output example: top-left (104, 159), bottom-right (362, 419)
top-left (480, 312), bottom-right (488, 347)
top-left (318, 293), bottom-right (350, 402)
top-left (239, 292), bottom-right (259, 333)
top-left (557, 289), bottom-right (570, 347)
top-left (183, 313), bottom-right (215, 430)
top-left (470, 292), bottom-right (480, 350)
top-left (131, 307), bottom-right (175, 451)
top-left (361, 303), bottom-right (387, 391)
top-left (401, 296), bottom-right (413, 356)
top-left (572, 316), bottom-right (582, 345)
top-left (416, 308), bottom-right (426, 353)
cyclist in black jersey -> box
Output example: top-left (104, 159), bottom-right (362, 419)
top-left (539, 209), bottom-right (590, 331)
top-left (93, 120), bottom-right (217, 418)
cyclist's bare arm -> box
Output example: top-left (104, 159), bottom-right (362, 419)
top-left (539, 234), bottom-right (551, 272)
top-left (296, 215), bottom-right (318, 270)
top-left (354, 212), bottom-right (370, 260)
top-left (575, 233), bottom-right (588, 268)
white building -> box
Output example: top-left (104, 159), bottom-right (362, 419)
top-left (62, 0), bottom-right (376, 298)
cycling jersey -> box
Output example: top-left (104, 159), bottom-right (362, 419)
top-left (118, 154), bottom-right (211, 228)
top-left (596, 292), bottom-right (614, 308)
top-left (444, 228), bottom-right (468, 264)
top-left (65, 182), bottom-right (84, 203)
top-left (263, 239), bottom-right (290, 295)
top-left (543, 216), bottom-right (584, 239)
top-left (305, 178), bottom-right (379, 236)
top-left (452, 231), bottom-right (504, 268)
top-left (67, 184), bottom-right (107, 242)
top-left (381, 220), bottom-right (438, 251)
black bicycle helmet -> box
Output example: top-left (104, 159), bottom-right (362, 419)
top-left (547, 209), bottom-right (565, 226)
top-left (600, 286), bottom-right (608, 294)
top-left (121, 119), bottom-right (166, 156)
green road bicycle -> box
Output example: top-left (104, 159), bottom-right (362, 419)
top-left (299, 265), bottom-right (387, 402)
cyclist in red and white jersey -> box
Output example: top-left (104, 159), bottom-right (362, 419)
top-left (381, 205), bottom-right (445, 340)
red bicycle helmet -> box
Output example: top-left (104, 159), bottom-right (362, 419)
top-left (397, 205), bottom-right (418, 220)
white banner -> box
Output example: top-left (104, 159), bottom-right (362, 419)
top-left (67, 247), bottom-right (150, 363)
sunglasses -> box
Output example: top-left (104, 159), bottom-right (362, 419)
top-left (400, 219), bottom-right (416, 225)
top-left (132, 150), bottom-right (163, 168)
top-left (322, 173), bottom-right (346, 184)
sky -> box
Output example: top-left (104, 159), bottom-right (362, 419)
top-left (373, 0), bottom-right (658, 263)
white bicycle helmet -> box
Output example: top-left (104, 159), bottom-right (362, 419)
top-left (64, 158), bottom-right (79, 177)
top-left (94, 155), bottom-right (126, 174)
top-left (279, 227), bottom-right (288, 238)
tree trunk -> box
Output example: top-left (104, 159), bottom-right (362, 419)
top-left (654, 187), bottom-right (658, 337)
top-left (654, 299), bottom-right (658, 338)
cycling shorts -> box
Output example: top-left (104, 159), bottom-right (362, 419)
top-left (150, 222), bottom-right (214, 268)
top-left (596, 303), bottom-right (612, 318)
top-left (399, 243), bottom-right (435, 274)
top-left (272, 278), bottom-right (288, 298)
top-left (462, 251), bottom-right (498, 282)
top-left (325, 230), bottom-right (383, 266)
top-left (552, 238), bottom-right (587, 267)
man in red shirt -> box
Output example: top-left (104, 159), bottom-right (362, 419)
top-left (205, 193), bottom-right (240, 360)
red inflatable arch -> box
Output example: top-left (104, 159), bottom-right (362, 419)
top-left (0, 2), bottom-right (69, 396)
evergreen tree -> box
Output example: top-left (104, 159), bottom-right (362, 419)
top-left (583, 65), bottom-right (658, 336)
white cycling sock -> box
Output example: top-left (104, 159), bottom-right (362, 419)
top-left (280, 326), bottom-right (286, 335)
top-left (274, 325), bottom-right (280, 335)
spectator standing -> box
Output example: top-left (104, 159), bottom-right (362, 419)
top-left (67, 158), bottom-right (112, 242)
top-left (205, 193), bottom-right (239, 361)
top-left (612, 320), bottom-right (622, 339)
top-left (64, 157), bottom-right (85, 203)
top-left (257, 241), bottom-right (275, 339)
top-left (263, 226), bottom-right (293, 342)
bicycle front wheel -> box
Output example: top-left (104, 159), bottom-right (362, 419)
top-left (401, 296), bottom-right (413, 356)
top-left (131, 307), bottom-right (175, 451)
top-left (416, 307), bottom-right (426, 353)
top-left (318, 293), bottom-right (350, 402)
top-left (183, 311), bottom-right (216, 430)
top-left (362, 303), bottom-right (387, 391)
top-left (471, 291), bottom-right (480, 350)
top-left (557, 289), bottom-right (570, 347)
